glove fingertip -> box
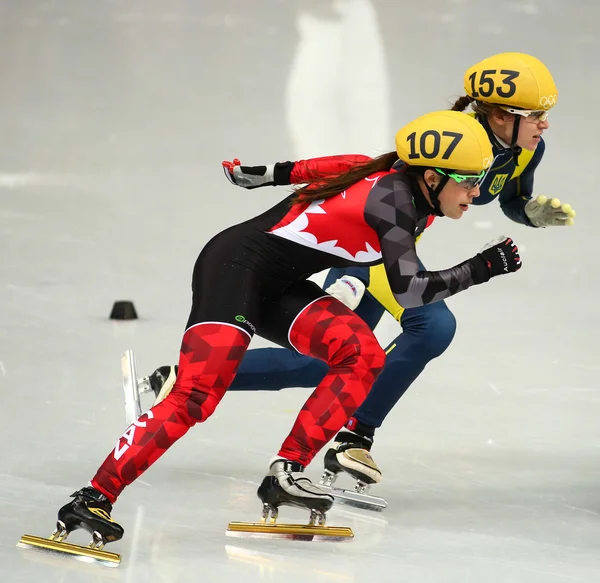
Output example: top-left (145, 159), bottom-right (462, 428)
top-left (561, 203), bottom-right (572, 213)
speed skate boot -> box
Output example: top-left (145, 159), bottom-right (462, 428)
top-left (226, 459), bottom-right (353, 541)
top-left (56, 486), bottom-right (124, 545)
top-left (18, 486), bottom-right (124, 566)
top-left (148, 365), bottom-right (178, 404)
top-left (320, 431), bottom-right (387, 511)
top-left (122, 349), bottom-right (179, 425)
top-left (258, 459), bottom-right (333, 520)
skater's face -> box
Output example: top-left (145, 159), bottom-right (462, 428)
top-left (423, 169), bottom-right (482, 220)
top-left (487, 108), bottom-right (550, 151)
top-left (437, 175), bottom-right (481, 219)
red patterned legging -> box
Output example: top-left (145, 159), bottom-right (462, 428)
top-left (92, 297), bottom-right (385, 503)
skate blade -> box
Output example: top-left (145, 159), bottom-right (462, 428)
top-left (226, 522), bottom-right (353, 542)
top-left (17, 534), bottom-right (121, 567)
top-left (122, 349), bottom-right (142, 425)
top-left (320, 485), bottom-right (387, 512)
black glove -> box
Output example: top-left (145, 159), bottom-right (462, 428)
top-left (470, 236), bottom-right (522, 283)
top-left (222, 159), bottom-right (294, 189)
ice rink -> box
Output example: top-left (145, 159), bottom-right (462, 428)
top-left (1, 1), bottom-right (599, 581)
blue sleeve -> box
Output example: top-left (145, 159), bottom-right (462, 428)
top-left (498, 140), bottom-right (545, 227)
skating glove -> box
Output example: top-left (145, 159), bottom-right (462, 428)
top-left (470, 236), bottom-right (522, 283)
top-left (524, 195), bottom-right (576, 227)
top-left (325, 275), bottom-right (366, 310)
top-left (222, 158), bottom-right (293, 189)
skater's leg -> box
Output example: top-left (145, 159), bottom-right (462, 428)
top-left (348, 259), bottom-right (456, 432)
top-left (54, 319), bottom-right (251, 547)
top-left (92, 321), bottom-right (251, 502)
top-left (229, 348), bottom-right (327, 390)
top-left (271, 294), bottom-right (386, 466)
top-left (89, 236), bottom-right (278, 503)
top-left (323, 260), bottom-right (455, 492)
top-left (256, 283), bottom-right (385, 514)
top-left (351, 298), bottom-right (456, 430)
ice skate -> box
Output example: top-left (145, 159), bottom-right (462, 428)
top-left (148, 364), bottom-right (178, 403)
top-left (227, 459), bottom-right (353, 541)
top-left (121, 349), bottom-right (178, 425)
top-left (319, 431), bottom-right (387, 511)
top-left (18, 486), bottom-right (123, 567)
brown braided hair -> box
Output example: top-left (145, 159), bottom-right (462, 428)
top-left (450, 95), bottom-right (513, 119)
top-left (450, 95), bottom-right (475, 112)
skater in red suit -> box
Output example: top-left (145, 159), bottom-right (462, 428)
top-left (53, 110), bottom-right (520, 546)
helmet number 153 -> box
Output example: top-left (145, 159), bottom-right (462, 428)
top-left (468, 69), bottom-right (520, 99)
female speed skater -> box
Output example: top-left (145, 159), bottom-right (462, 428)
top-left (45, 110), bottom-right (527, 554)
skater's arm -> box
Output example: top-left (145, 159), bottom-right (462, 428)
top-left (499, 140), bottom-right (545, 226)
top-left (502, 141), bottom-right (575, 228)
top-left (222, 155), bottom-right (372, 189)
top-left (364, 174), bottom-right (520, 308)
top-left (288, 155), bottom-right (373, 184)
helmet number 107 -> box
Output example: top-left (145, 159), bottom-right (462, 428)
top-left (406, 130), bottom-right (463, 160)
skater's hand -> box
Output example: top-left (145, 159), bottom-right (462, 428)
top-left (471, 236), bottom-right (522, 283)
top-left (525, 195), bottom-right (576, 227)
top-left (325, 275), bottom-right (365, 310)
top-left (222, 159), bottom-right (277, 189)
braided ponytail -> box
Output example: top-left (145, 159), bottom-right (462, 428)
top-left (450, 95), bottom-right (475, 112)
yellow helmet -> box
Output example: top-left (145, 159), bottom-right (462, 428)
top-left (464, 52), bottom-right (557, 111)
top-left (395, 110), bottom-right (494, 173)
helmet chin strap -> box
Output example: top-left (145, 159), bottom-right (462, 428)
top-left (510, 116), bottom-right (522, 165)
top-left (422, 170), bottom-right (448, 217)
top-left (478, 113), bottom-right (522, 165)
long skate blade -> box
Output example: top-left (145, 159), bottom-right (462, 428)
top-left (320, 485), bottom-right (387, 512)
top-left (17, 534), bottom-right (121, 567)
top-left (121, 349), bottom-right (142, 425)
top-left (226, 522), bottom-right (353, 542)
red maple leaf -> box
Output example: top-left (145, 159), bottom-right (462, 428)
top-left (300, 197), bottom-right (380, 258)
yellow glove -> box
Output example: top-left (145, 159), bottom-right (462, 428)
top-left (524, 195), bottom-right (576, 227)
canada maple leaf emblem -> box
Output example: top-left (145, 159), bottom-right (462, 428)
top-left (299, 195), bottom-right (380, 259)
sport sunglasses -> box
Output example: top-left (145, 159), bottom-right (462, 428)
top-left (500, 107), bottom-right (549, 122)
top-left (434, 168), bottom-right (488, 190)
